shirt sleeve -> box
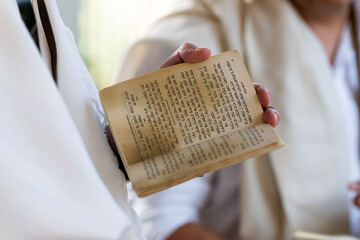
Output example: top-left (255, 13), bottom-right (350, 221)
top-left (127, 175), bottom-right (213, 240)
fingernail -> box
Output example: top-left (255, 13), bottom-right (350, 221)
top-left (194, 46), bottom-right (211, 54)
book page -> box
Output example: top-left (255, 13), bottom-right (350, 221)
top-left (100, 50), bottom-right (264, 167)
top-left (128, 123), bottom-right (282, 197)
top-left (293, 231), bottom-right (359, 240)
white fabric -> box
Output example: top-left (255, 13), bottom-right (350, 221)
top-left (0, 0), bottom-right (143, 239)
top-left (333, 24), bottom-right (360, 237)
top-left (127, 165), bottom-right (239, 240)
top-left (117, 0), bottom-right (360, 239)
top-left (241, 1), bottom-right (348, 238)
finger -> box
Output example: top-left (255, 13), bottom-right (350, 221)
top-left (354, 195), bottom-right (360, 208)
top-left (253, 83), bottom-right (271, 108)
top-left (348, 181), bottom-right (360, 191)
top-left (160, 42), bottom-right (211, 69)
top-left (262, 107), bottom-right (279, 128)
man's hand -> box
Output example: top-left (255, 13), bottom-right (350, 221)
top-left (160, 42), bottom-right (280, 128)
top-left (254, 83), bottom-right (279, 128)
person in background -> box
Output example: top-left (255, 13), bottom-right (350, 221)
top-left (0, 0), bottom-right (278, 239)
top-left (116, 0), bottom-right (360, 239)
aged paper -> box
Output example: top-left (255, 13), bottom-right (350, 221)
top-left (128, 123), bottom-right (282, 197)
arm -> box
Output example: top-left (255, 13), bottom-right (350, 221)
top-left (167, 223), bottom-right (225, 240)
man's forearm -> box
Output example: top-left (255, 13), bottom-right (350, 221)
top-left (167, 223), bottom-right (225, 240)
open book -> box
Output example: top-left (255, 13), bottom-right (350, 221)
top-left (100, 50), bottom-right (284, 197)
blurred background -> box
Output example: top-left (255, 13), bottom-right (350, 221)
top-left (57, 0), bottom-right (176, 89)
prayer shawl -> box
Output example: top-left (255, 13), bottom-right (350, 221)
top-left (0, 0), bottom-right (143, 238)
top-left (117, 0), bottom-right (353, 239)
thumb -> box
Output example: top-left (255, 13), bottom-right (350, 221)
top-left (159, 42), bottom-right (211, 69)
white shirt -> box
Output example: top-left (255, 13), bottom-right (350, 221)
top-left (332, 24), bottom-right (360, 237)
top-left (128, 165), bottom-right (240, 240)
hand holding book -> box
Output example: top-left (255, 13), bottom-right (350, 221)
top-left (101, 43), bottom-right (283, 197)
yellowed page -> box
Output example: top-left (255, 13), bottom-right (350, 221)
top-left (129, 123), bottom-right (283, 197)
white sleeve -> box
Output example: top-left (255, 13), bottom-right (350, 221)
top-left (127, 175), bottom-right (213, 240)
